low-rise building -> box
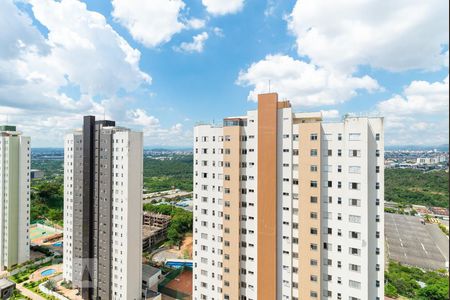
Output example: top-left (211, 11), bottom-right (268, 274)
top-left (0, 278), bottom-right (15, 299)
top-left (143, 213), bottom-right (171, 252)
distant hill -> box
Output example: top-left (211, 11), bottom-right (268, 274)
top-left (386, 144), bottom-right (449, 151)
top-left (385, 169), bottom-right (449, 208)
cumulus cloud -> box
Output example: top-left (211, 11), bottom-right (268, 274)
top-left (202, 0), bottom-right (244, 16)
top-left (0, 0), bottom-right (151, 111)
top-left (175, 32), bottom-right (209, 53)
top-left (237, 54), bottom-right (380, 107)
top-left (126, 109), bottom-right (192, 146)
top-left (0, 0), bottom-right (159, 146)
top-left (378, 76), bottom-right (449, 115)
top-left (321, 109), bottom-right (340, 120)
top-left (187, 18), bottom-right (206, 30)
top-left (287, 0), bottom-right (449, 72)
top-left (111, 0), bottom-right (187, 48)
top-left (377, 76), bottom-right (449, 145)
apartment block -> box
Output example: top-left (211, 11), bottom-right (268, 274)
top-left (0, 125), bottom-right (30, 271)
top-left (192, 93), bottom-right (384, 300)
top-left (63, 116), bottom-right (143, 300)
top-left (142, 212), bottom-right (171, 252)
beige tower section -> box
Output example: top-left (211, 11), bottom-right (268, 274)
top-left (222, 123), bottom-right (242, 300)
top-left (297, 115), bottom-right (323, 299)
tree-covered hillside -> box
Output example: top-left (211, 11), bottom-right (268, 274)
top-left (385, 169), bottom-right (449, 208)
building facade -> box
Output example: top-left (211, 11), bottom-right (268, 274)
top-left (63, 116), bottom-right (143, 300)
top-left (193, 93), bottom-right (384, 300)
top-left (0, 125), bottom-right (30, 271)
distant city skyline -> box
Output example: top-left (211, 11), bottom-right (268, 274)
top-left (0, 0), bottom-right (448, 148)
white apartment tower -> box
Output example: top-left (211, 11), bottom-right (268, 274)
top-left (63, 116), bottom-right (143, 300)
top-left (193, 93), bottom-right (384, 300)
top-left (0, 125), bottom-right (30, 271)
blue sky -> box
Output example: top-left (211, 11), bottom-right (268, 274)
top-left (0, 0), bottom-right (448, 147)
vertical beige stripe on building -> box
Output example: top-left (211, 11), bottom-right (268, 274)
top-left (223, 124), bottom-right (241, 300)
top-left (297, 118), bottom-right (322, 300)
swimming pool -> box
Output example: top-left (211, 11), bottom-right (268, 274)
top-left (41, 269), bottom-right (56, 277)
top-left (53, 241), bottom-right (63, 247)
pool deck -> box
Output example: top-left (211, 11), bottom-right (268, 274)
top-left (30, 264), bottom-right (62, 281)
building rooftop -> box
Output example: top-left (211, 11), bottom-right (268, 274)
top-left (0, 278), bottom-right (15, 289)
top-left (142, 264), bottom-right (161, 278)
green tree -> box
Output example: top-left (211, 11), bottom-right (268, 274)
top-left (417, 282), bottom-right (449, 300)
top-left (385, 282), bottom-right (399, 298)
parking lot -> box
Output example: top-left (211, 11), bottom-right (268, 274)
top-left (385, 213), bottom-right (449, 270)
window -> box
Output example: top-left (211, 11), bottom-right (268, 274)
top-left (349, 198), bottom-right (361, 207)
top-left (376, 150), bottom-right (380, 157)
top-left (376, 166), bottom-right (380, 173)
top-left (310, 212), bottom-right (318, 219)
top-left (327, 149), bottom-right (332, 156)
top-left (338, 149), bottom-right (342, 156)
top-left (349, 264), bottom-right (361, 272)
top-left (349, 247), bottom-right (360, 256)
top-left (349, 280), bottom-right (361, 289)
top-left (376, 133), bottom-right (380, 141)
top-left (350, 231), bottom-right (360, 239)
top-left (338, 133), bottom-right (342, 141)
top-left (311, 181), bottom-right (318, 188)
top-left (349, 166), bottom-right (361, 174)
top-left (349, 149), bottom-right (361, 157)
top-left (337, 165), bottom-right (342, 172)
top-left (349, 182), bottom-right (360, 190)
top-left (310, 228), bottom-right (318, 235)
top-left (310, 134), bottom-right (318, 141)
top-left (310, 196), bottom-right (318, 203)
top-left (310, 259), bottom-right (318, 266)
top-left (349, 133), bottom-right (361, 141)
top-left (311, 149), bottom-right (318, 156)
top-left (328, 181), bottom-right (333, 187)
top-left (349, 215), bottom-right (361, 224)
top-left (310, 165), bottom-right (318, 172)
top-left (310, 275), bottom-right (318, 282)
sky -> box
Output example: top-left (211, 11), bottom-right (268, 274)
top-left (0, 0), bottom-right (448, 148)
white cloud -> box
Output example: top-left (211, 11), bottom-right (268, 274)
top-left (321, 109), bottom-right (340, 120)
top-left (175, 32), bottom-right (209, 53)
top-left (112, 0), bottom-right (187, 48)
top-left (0, 0), bottom-right (155, 146)
top-left (377, 76), bottom-right (449, 145)
top-left (237, 54), bottom-right (380, 107)
top-left (187, 18), bottom-right (206, 30)
top-left (213, 27), bottom-right (224, 37)
top-left (0, 0), bottom-right (151, 110)
top-left (127, 109), bottom-right (192, 146)
top-left (202, 0), bottom-right (244, 16)
top-left (0, 0), bottom-right (48, 60)
top-left (377, 76), bottom-right (449, 115)
top-left (288, 0), bottom-right (449, 72)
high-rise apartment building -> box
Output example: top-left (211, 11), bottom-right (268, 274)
top-left (63, 116), bottom-right (143, 300)
top-left (193, 93), bottom-right (384, 300)
top-left (0, 125), bottom-right (30, 271)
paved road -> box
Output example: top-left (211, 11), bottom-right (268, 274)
top-left (425, 223), bottom-right (449, 263)
top-left (385, 213), bottom-right (447, 270)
